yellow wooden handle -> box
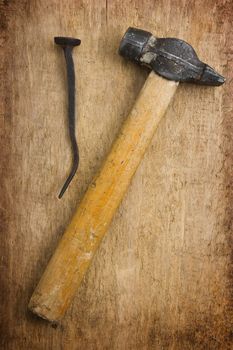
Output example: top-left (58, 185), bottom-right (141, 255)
top-left (29, 72), bottom-right (178, 321)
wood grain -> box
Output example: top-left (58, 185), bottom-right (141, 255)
top-left (0, 0), bottom-right (232, 349)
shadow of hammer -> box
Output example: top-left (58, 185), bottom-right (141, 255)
top-left (29, 27), bottom-right (225, 322)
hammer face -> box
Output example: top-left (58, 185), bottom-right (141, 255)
top-left (119, 27), bottom-right (225, 86)
top-left (119, 27), bottom-right (151, 63)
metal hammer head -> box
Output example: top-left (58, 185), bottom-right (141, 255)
top-left (119, 27), bottom-right (225, 86)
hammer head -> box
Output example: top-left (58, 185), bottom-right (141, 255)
top-left (119, 27), bottom-right (225, 86)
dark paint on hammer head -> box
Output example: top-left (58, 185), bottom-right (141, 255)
top-left (119, 27), bottom-right (225, 86)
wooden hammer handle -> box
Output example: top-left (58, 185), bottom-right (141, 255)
top-left (29, 72), bottom-right (178, 321)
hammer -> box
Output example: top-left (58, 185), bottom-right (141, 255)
top-left (29, 28), bottom-right (224, 321)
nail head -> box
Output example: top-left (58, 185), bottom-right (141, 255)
top-left (54, 37), bottom-right (81, 47)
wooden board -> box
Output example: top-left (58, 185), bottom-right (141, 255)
top-left (0, 0), bottom-right (232, 348)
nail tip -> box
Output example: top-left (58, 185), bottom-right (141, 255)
top-left (58, 190), bottom-right (65, 199)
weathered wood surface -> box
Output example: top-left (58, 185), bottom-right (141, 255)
top-left (0, 0), bottom-right (232, 349)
